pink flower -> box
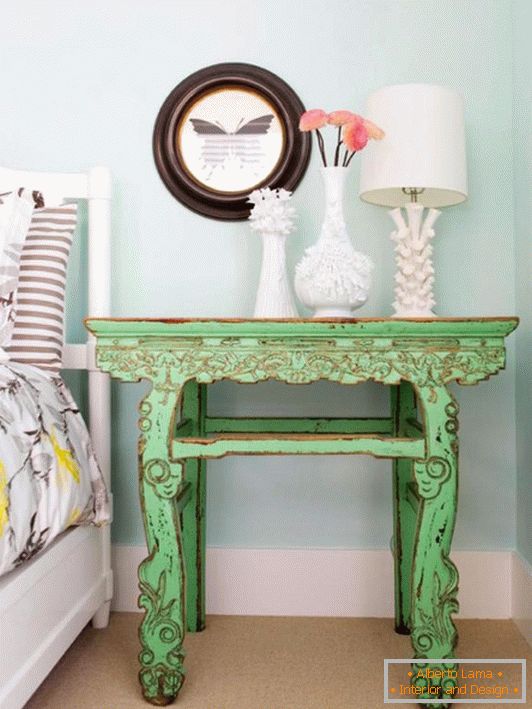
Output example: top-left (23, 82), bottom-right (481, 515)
top-left (343, 120), bottom-right (368, 152)
top-left (328, 110), bottom-right (360, 126)
top-left (362, 118), bottom-right (385, 140)
top-left (299, 109), bottom-right (328, 131)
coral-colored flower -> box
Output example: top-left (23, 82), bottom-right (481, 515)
top-left (299, 109), bottom-right (328, 131)
top-left (362, 118), bottom-right (385, 140)
top-left (328, 110), bottom-right (360, 126)
top-left (343, 120), bottom-right (368, 151)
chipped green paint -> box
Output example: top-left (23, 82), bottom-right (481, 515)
top-left (85, 317), bottom-right (517, 707)
top-left (180, 380), bottom-right (206, 635)
top-left (391, 380), bottom-right (418, 635)
top-left (205, 416), bottom-right (394, 434)
top-left (136, 387), bottom-right (186, 705)
top-left (173, 432), bottom-right (425, 459)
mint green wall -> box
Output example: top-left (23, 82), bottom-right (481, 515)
top-left (1, 1), bottom-right (519, 551)
top-left (513, 0), bottom-right (532, 565)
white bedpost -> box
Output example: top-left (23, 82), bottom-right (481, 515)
top-left (87, 166), bottom-right (113, 628)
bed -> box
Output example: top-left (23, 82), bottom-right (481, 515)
top-left (0, 166), bottom-right (112, 709)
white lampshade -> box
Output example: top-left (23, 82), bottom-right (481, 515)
top-left (359, 83), bottom-right (467, 208)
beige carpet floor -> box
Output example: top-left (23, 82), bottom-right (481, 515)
top-left (25, 614), bottom-right (530, 709)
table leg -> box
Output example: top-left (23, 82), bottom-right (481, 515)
top-left (137, 386), bottom-right (186, 705)
top-left (391, 381), bottom-right (417, 634)
top-left (410, 385), bottom-right (459, 707)
top-left (181, 380), bottom-right (207, 632)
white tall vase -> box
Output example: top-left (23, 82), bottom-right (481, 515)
top-left (253, 231), bottom-right (298, 318)
top-left (294, 166), bottom-right (373, 318)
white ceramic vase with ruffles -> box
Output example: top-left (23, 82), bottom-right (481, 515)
top-left (294, 166), bottom-right (373, 318)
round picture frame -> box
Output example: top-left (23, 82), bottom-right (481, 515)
top-left (153, 63), bottom-right (311, 220)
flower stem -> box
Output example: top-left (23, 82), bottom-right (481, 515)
top-left (316, 129), bottom-right (327, 167)
top-left (333, 126), bottom-right (342, 166)
top-left (344, 150), bottom-right (357, 168)
top-left (342, 148), bottom-right (349, 167)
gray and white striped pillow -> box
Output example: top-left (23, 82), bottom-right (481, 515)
top-left (8, 203), bottom-right (78, 374)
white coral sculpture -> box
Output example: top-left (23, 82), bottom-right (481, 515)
top-left (247, 188), bottom-right (296, 235)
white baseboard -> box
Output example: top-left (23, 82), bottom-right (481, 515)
top-left (111, 546), bottom-right (513, 620)
top-left (511, 551), bottom-right (532, 645)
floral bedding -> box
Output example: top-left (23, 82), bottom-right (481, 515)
top-left (0, 360), bottom-right (109, 577)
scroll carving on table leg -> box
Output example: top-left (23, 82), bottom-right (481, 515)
top-left (411, 387), bottom-right (459, 707)
top-left (137, 385), bottom-right (186, 705)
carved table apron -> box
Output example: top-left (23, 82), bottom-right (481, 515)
top-left (85, 317), bottom-right (517, 707)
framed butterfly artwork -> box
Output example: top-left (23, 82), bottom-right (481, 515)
top-left (153, 63), bottom-right (311, 220)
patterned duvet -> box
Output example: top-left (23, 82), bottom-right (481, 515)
top-left (0, 360), bottom-right (109, 577)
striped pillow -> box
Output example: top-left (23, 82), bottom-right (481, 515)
top-left (8, 203), bottom-right (78, 374)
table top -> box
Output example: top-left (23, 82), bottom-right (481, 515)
top-left (85, 317), bottom-right (518, 387)
top-left (85, 317), bottom-right (519, 339)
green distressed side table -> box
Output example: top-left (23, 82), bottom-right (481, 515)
top-left (85, 317), bottom-right (517, 707)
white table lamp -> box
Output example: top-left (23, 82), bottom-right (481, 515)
top-left (359, 83), bottom-right (467, 317)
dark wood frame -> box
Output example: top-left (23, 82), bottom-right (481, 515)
top-left (153, 63), bottom-right (311, 220)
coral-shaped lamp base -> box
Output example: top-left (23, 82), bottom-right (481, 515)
top-left (389, 203), bottom-right (441, 318)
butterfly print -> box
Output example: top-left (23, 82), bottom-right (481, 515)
top-left (190, 114), bottom-right (274, 176)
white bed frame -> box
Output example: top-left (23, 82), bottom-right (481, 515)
top-left (0, 166), bottom-right (112, 709)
